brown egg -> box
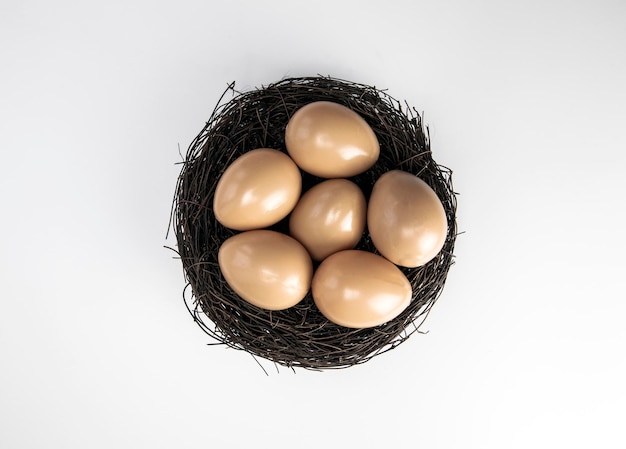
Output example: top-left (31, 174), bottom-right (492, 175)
top-left (368, 170), bottom-right (447, 268)
top-left (285, 101), bottom-right (380, 178)
top-left (312, 250), bottom-right (412, 328)
top-left (218, 230), bottom-right (313, 310)
top-left (289, 179), bottom-right (366, 261)
top-left (213, 148), bottom-right (302, 231)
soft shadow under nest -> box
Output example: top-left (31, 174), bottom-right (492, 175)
top-left (171, 76), bottom-right (457, 370)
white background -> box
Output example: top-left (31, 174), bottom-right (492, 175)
top-left (1, 0), bottom-right (625, 448)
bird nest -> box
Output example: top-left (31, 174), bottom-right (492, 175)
top-left (170, 76), bottom-right (457, 371)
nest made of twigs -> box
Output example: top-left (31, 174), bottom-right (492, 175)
top-left (170, 76), bottom-right (457, 371)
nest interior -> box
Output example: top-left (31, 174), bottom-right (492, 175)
top-left (171, 76), bottom-right (457, 370)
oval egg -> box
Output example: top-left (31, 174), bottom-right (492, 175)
top-left (285, 101), bottom-right (380, 178)
top-left (312, 250), bottom-right (412, 328)
top-left (368, 170), bottom-right (448, 268)
top-left (289, 179), bottom-right (366, 261)
top-left (213, 148), bottom-right (302, 231)
top-left (218, 230), bottom-right (313, 311)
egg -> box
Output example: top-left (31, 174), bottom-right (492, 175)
top-left (289, 179), bottom-right (366, 261)
top-left (213, 148), bottom-right (302, 231)
top-left (312, 250), bottom-right (412, 328)
top-left (368, 170), bottom-right (447, 268)
top-left (218, 230), bottom-right (313, 311)
top-left (285, 101), bottom-right (380, 178)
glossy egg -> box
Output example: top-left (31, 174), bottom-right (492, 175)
top-left (368, 170), bottom-right (448, 268)
top-left (312, 250), bottom-right (412, 328)
top-left (218, 230), bottom-right (313, 310)
top-left (213, 148), bottom-right (302, 231)
top-left (289, 179), bottom-right (366, 261)
top-left (285, 101), bottom-right (380, 178)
